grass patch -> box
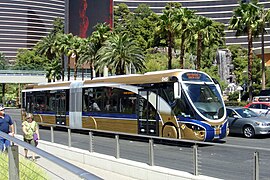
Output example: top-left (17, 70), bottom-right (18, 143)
top-left (0, 152), bottom-right (49, 180)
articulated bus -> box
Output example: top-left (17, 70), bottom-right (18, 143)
top-left (22, 69), bottom-right (228, 141)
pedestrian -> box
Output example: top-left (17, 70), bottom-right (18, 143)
top-left (0, 105), bottom-right (15, 152)
top-left (22, 113), bottom-right (39, 160)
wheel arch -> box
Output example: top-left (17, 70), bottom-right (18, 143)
top-left (162, 122), bottom-right (180, 139)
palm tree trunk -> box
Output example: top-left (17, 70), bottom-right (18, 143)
top-left (180, 33), bottom-right (185, 69)
top-left (248, 28), bottom-right (253, 102)
top-left (261, 26), bottom-right (265, 90)
top-left (74, 57), bottom-right (77, 80)
top-left (2, 83), bottom-right (5, 104)
top-left (90, 59), bottom-right (93, 80)
top-left (180, 24), bottom-right (187, 69)
top-left (68, 55), bottom-right (70, 81)
top-left (61, 55), bottom-right (65, 81)
top-left (168, 32), bottom-right (173, 70)
top-left (82, 65), bottom-right (84, 81)
top-left (196, 32), bottom-right (202, 70)
top-left (121, 62), bottom-right (125, 75)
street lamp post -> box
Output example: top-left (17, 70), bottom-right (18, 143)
top-left (237, 86), bottom-right (243, 102)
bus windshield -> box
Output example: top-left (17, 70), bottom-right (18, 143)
top-left (184, 83), bottom-right (224, 120)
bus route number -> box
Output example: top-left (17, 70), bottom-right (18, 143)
top-left (161, 77), bottom-right (169, 82)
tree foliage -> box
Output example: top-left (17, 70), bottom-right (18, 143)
top-left (79, 23), bottom-right (111, 79)
top-left (12, 2), bottom-right (267, 97)
top-left (14, 49), bottom-right (47, 70)
top-left (0, 52), bottom-right (7, 70)
top-left (157, 3), bottom-right (182, 69)
top-left (34, 17), bottom-right (65, 81)
top-left (97, 33), bottom-right (145, 75)
top-left (229, 0), bottom-right (262, 101)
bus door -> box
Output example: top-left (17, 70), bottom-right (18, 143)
top-left (137, 89), bottom-right (159, 136)
top-left (55, 92), bottom-right (66, 126)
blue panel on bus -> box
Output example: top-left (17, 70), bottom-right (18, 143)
top-left (33, 111), bottom-right (69, 115)
top-left (82, 112), bottom-right (138, 119)
top-left (177, 117), bottom-right (227, 141)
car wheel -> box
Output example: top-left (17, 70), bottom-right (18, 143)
top-left (243, 125), bottom-right (255, 138)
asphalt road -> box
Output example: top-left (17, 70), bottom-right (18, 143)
top-left (7, 108), bottom-right (270, 180)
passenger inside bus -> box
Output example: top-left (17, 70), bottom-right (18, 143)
top-left (91, 100), bottom-right (100, 111)
top-left (104, 100), bottom-right (111, 111)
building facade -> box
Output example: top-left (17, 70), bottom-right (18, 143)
top-left (0, 0), bottom-right (65, 62)
top-left (1, 0), bottom-right (270, 65)
top-left (114, 0), bottom-right (270, 59)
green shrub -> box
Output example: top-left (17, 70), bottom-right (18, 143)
top-left (225, 101), bottom-right (247, 107)
top-left (0, 153), bottom-right (49, 180)
top-left (228, 92), bottom-right (239, 101)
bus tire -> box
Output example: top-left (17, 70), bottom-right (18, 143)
top-left (162, 124), bottom-right (179, 139)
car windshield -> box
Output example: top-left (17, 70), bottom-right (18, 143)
top-left (235, 108), bottom-right (259, 118)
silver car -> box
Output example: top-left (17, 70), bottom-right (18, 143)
top-left (226, 107), bottom-right (270, 138)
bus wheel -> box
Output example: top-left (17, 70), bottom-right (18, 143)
top-left (162, 125), bottom-right (178, 138)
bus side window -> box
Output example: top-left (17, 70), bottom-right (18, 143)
top-left (174, 98), bottom-right (194, 118)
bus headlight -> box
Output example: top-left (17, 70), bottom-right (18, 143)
top-left (186, 123), bottom-right (203, 131)
top-left (184, 123), bottom-right (205, 139)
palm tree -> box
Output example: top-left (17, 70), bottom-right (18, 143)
top-left (79, 23), bottom-right (111, 79)
top-left (258, 7), bottom-right (270, 90)
top-left (79, 40), bottom-right (96, 79)
top-left (91, 23), bottom-right (111, 46)
top-left (52, 33), bottom-right (72, 80)
top-left (96, 33), bottom-right (145, 75)
top-left (46, 58), bottom-right (61, 82)
top-left (35, 18), bottom-right (65, 81)
top-left (35, 34), bottom-right (56, 60)
top-left (157, 3), bottom-right (181, 69)
top-left (52, 33), bottom-right (67, 81)
top-left (229, 0), bottom-right (262, 102)
top-left (55, 33), bottom-right (83, 81)
top-left (175, 8), bottom-right (195, 68)
top-left (190, 15), bottom-right (224, 70)
top-left (67, 35), bottom-right (85, 80)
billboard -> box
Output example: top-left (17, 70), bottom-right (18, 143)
top-left (68, 0), bottom-right (113, 38)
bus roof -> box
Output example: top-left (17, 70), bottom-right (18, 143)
top-left (23, 69), bottom-right (207, 90)
top-left (84, 69), bottom-right (186, 85)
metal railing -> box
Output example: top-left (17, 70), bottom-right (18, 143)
top-left (38, 122), bottom-right (269, 180)
top-left (0, 131), bottom-right (102, 180)
top-left (0, 70), bottom-right (46, 76)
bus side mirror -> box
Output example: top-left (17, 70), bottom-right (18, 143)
top-left (174, 82), bottom-right (181, 99)
top-left (212, 78), bottom-right (222, 94)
